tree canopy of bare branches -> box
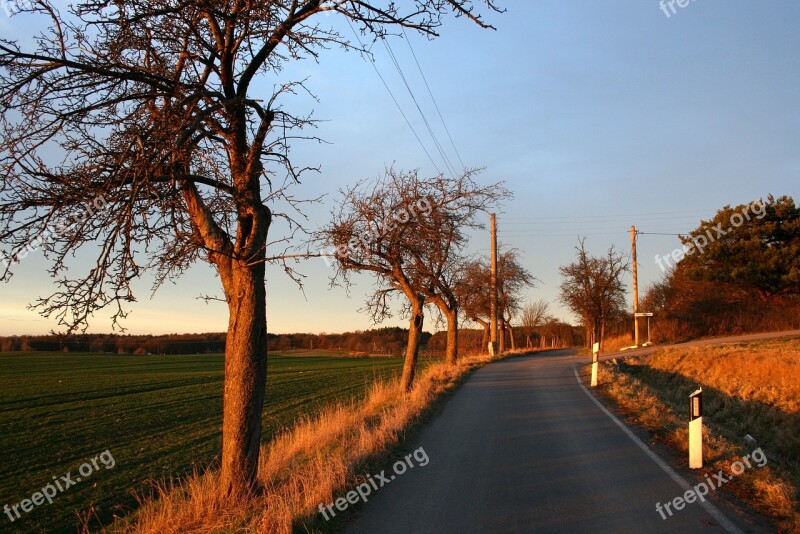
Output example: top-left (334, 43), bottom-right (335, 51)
top-left (0, 0), bottom-right (503, 497)
top-left (520, 298), bottom-right (551, 346)
top-left (458, 248), bottom-right (535, 352)
top-left (558, 238), bottom-right (629, 352)
top-left (321, 168), bottom-right (508, 388)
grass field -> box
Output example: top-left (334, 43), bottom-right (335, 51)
top-left (0, 351), bottom-right (427, 533)
top-left (593, 337), bottom-right (800, 530)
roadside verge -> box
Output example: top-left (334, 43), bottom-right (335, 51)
top-left (575, 338), bottom-right (800, 532)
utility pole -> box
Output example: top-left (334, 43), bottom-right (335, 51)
top-left (631, 225), bottom-right (639, 347)
top-left (490, 213), bottom-right (499, 355)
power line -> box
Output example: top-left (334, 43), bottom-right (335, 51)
top-left (380, 36), bottom-right (458, 178)
top-left (503, 217), bottom-right (707, 226)
top-left (637, 232), bottom-right (684, 236)
top-left (499, 224), bottom-right (689, 233)
top-left (502, 224), bottom-right (696, 232)
top-left (401, 26), bottom-right (466, 170)
top-left (499, 232), bottom-right (690, 238)
top-left (499, 228), bottom-right (689, 238)
top-left (496, 207), bottom-right (800, 240)
top-left (504, 210), bottom-right (714, 222)
top-left (344, 18), bottom-right (443, 175)
top-left (498, 232), bottom-right (633, 238)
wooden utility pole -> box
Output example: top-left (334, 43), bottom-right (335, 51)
top-left (631, 225), bottom-right (639, 347)
top-left (490, 213), bottom-right (499, 355)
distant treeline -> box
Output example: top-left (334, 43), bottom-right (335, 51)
top-left (0, 328), bottom-right (432, 356)
top-left (428, 322), bottom-right (582, 352)
top-left (0, 332), bottom-right (227, 354)
top-left (0, 323), bottom-right (582, 356)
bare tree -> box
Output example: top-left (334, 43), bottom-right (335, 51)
top-left (559, 238), bottom-right (629, 352)
top-left (496, 249), bottom-right (535, 351)
top-left (458, 259), bottom-right (493, 348)
top-left (458, 249), bottom-right (535, 352)
top-left (321, 168), bottom-right (507, 386)
top-left (0, 1), bottom-right (503, 496)
top-left (520, 298), bottom-right (550, 347)
top-left (414, 187), bottom-right (509, 366)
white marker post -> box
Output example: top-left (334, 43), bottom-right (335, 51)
top-left (634, 312), bottom-right (654, 345)
top-left (591, 342), bottom-right (599, 387)
top-left (689, 388), bottom-right (703, 469)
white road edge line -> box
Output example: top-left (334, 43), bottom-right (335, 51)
top-left (572, 365), bottom-right (744, 534)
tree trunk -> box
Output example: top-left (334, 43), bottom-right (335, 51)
top-left (508, 324), bottom-right (516, 350)
top-left (600, 319), bottom-right (606, 353)
top-left (445, 308), bottom-right (458, 366)
top-left (181, 178), bottom-right (270, 498)
top-left (401, 296), bottom-right (425, 391)
top-left (591, 320), bottom-right (602, 353)
top-left (472, 318), bottom-right (490, 353)
top-left (498, 317), bottom-right (506, 354)
top-left (219, 259), bottom-right (268, 497)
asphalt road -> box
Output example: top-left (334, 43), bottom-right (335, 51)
top-left (345, 348), bottom-right (771, 534)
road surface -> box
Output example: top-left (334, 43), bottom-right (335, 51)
top-left (345, 346), bottom-right (779, 533)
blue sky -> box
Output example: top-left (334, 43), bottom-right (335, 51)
top-left (1, 1), bottom-right (798, 335)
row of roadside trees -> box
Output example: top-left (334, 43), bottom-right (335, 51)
top-left (319, 168), bottom-right (540, 390)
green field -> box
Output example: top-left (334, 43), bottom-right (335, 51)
top-left (0, 351), bottom-right (422, 533)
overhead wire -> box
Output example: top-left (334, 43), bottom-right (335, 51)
top-left (343, 14), bottom-right (466, 179)
top-left (499, 208), bottom-right (799, 238)
top-left (497, 208), bottom-right (730, 238)
top-left (400, 26), bottom-right (466, 171)
top-left (344, 17), bottom-right (443, 175)
top-left (503, 209), bottom-right (715, 222)
top-left (637, 232), bottom-right (684, 236)
top-left (379, 36), bottom-right (459, 178)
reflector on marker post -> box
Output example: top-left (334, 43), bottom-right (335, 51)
top-left (591, 342), bottom-right (599, 387)
top-left (689, 388), bottom-right (703, 468)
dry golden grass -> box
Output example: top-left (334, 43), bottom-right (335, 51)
top-left (601, 333), bottom-right (636, 353)
top-left (591, 336), bottom-right (800, 531)
top-left (648, 338), bottom-right (800, 413)
top-left (107, 351), bottom-right (524, 534)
